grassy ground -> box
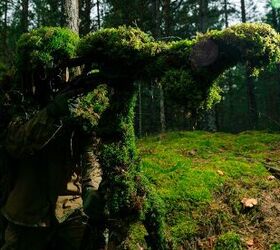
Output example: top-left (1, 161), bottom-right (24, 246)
top-left (137, 131), bottom-right (280, 249)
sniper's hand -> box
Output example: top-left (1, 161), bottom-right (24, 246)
top-left (47, 89), bottom-right (82, 118)
top-left (83, 187), bottom-right (105, 222)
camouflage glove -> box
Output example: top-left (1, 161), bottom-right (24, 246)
top-left (47, 90), bottom-right (80, 118)
top-left (83, 187), bottom-right (105, 222)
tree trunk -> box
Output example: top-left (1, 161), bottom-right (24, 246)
top-left (199, 0), bottom-right (208, 32)
top-left (64, 0), bottom-right (79, 34)
top-left (240, 1), bottom-right (258, 128)
top-left (240, 0), bottom-right (246, 23)
top-left (228, 78), bottom-right (234, 128)
top-left (150, 83), bottom-right (157, 133)
top-left (153, 0), bottom-right (161, 38)
top-left (246, 65), bottom-right (258, 128)
top-left (224, 0), bottom-right (229, 28)
top-left (162, 0), bottom-right (171, 36)
top-left (60, 0), bottom-right (66, 26)
top-left (96, 0), bottom-right (101, 30)
top-left (159, 82), bottom-right (166, 133)
top-left (151, 0), bottom-right (161, 134)
top-left (277, 64), bottom-right (280, 125)
top-left (21, 0), bottom-right (29, 33)
top-left (159, 1), bottom-right (170, 133)
top-left (271, 8), bottom-right (278, 30)
top-left (138, 82), bottom-right (142, 137)
top-left (199, 0), bottom-right (217, 131)
top-left (85, 0), bottom-right (92, 32)
top-left (80, 0), bottom-right (92, 35)
top-left (3, 0), bottom-right (8, 39)
top-left (2, 0), bottom-right (9, 59)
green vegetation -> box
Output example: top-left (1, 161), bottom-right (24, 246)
top-left (69, 84), bottom-right (110, 131)
top-left (77, 23), bottom-right (280, 116)
top-left (16, 27), bottom-right (79, 72)
top-left (77, 26), bottom-right (164, 79)
top-left (271, 244), bottom-right (280, 250)
top-left (13, 24), bottom-right (280, 248)
top-left (215, 232), bottom-right (242, 250)
top-left (138, 131), bottom-right (280, 248)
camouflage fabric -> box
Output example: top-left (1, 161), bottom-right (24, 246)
top-left (1, 212), bottom-right (90, 250)
top-left (2, 106), bottom-right (103, 227)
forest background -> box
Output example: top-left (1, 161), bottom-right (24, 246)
top-left (0, 0), bottom-right (280, 135)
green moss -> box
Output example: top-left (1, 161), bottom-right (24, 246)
top-left (271, 243), bottom-right (280, 250)
top-left (0, 63), bottom-right (7, 81)
top-left (16, 27), bottom-right (79, 76)
top-left (171, 220), bottom-right (197, 246)
top-left (215, 232), bottom-right (242, 250)
top-left (14, 24), bottom-right (280, 249)
top-left (75, 23), bottom-right (280, 114)
top-left (69, 84), bottom-right (110, 131)
top-left (138, 131), bottom-right (280, 247)
top-left (161, 69), bottom-right (222, 112)
top-left (207, 23), bottom-right (280, 67)
top-left (122, 222), bottom-right (148, 250)
top-left (77, 26), bottom-right (165, 79)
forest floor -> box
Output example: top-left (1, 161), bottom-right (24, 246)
top-left (138, 131), bottom-right (280, 250)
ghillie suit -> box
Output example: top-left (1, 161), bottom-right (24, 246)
top-left (0, 70), bottom-right (24, 247)
top-left (3, 23), bottom-right (280, 249)
top-left (74, 23), bottom-right (280, 249)
top-left (0, 28), bottom-right (109, 250)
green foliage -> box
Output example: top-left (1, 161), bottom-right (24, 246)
top-left (69, 84), bottom-right (110, 131)
top-left (156, 23), bottom-right (280, 112)
top-left (271, 243), bottom-right (280, 250)
top-left (141, 184), bottom-right (167, 249)
top-left (16, 27), bottom-right (79, 73)
top-left (76, 23), bottom-right (280, 114)
top-left (97, 89), bottom-right (143, 236)
top-left (77, 26), bottom-right (164, 79)
top-left (161, 69), bottom-right (222, 112)
top-left (215, 232), bottom-right (242, 250)
top-left (13, 23), bottom-right (280, 249)
top-left (205, 23), bottom-right (280, 69)
top-left (121, 222), bottom-right (148, 249)
top-left (0, 62), bottom-right (8, 83)
top-left (205, 82), bottom-right (222, 109)
top-left (161, 69), bottom-right (201, 110)
top-left (102, 0), bottom-right (156, 35)
top-left (271, 0), bottom-right (280, 9)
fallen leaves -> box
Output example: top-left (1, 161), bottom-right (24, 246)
top-left (217, 170), bottom-right (224, 176)
top-left (246, 238), bottom-right (254, 247)
top-left (241, 198), bottom-right (258, 208)
top-left (188, 149), bottom-right (197, 156)
top-left (267, 175), bottom-right (276, 181)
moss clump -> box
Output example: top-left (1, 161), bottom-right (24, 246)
top-left (159, 23), bottom-right (280, 113)
top-left (121, 222), bottom-right (148, 249)
top-left (215, 232), bottom-right (242, 250)
top-left (0, 63), bottom-right (7, 82)
top-left (16, 27), bottom-right (79, 76)
top-left (206, 23), bottom-right (280, 68)
top-left (271, 243), bottom-right (280, 250)
top-left (77, 26), bottom-right (164, 79)
top-left (76, 23), bottom-right (280, 114)
top-left (161, 69), bottom-right (222, 113)
top-left (69, 84), bottom-right (110, 131)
